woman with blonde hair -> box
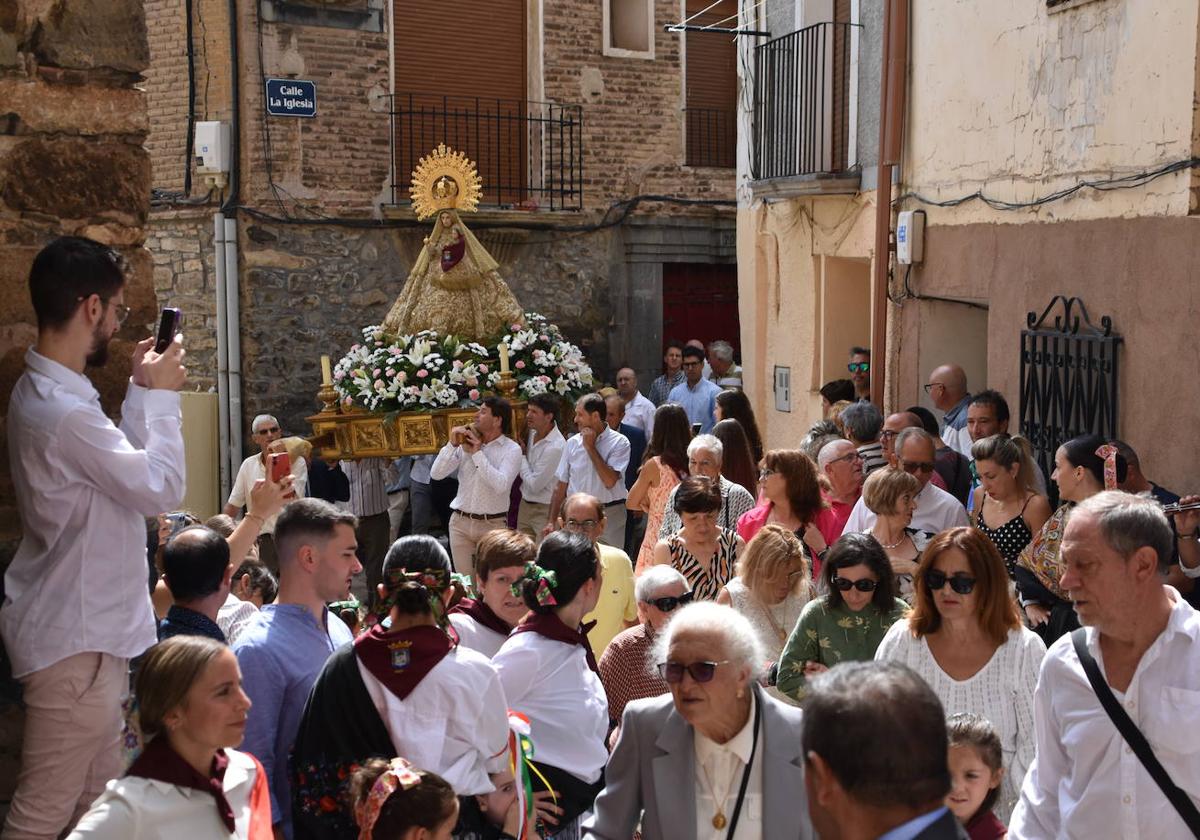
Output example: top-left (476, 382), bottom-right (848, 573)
top-left (862, 467), bottom-right (933, 603)
top-left (69, 636), bottom-right (270, 839)
top-left (969, 435), bottom-right (1051, 579)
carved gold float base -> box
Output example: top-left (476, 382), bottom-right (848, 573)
top-left (307, 401), bottom-right (527, 459)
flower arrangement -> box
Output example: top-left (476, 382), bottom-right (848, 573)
top-left (332, 312), bottom-right (593, 412)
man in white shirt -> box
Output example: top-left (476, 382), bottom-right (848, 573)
top-left (840, 428), bottom-right (969, 535)
top-left (545, 393), bottom-right (631, 550)
top-left (706, 340), bottom-right (742, 389)
top-left (1011, 492), bottom-right (1200, 839)
top-left (616, 366), bottom-right (655, 439)
top-left (224, 413), bottom-right (309, 571)
top-left (431, 397), bottom-right (522, 573)
top-left (516, 393), bottom-right (566, 544)
top-left (2, 236), bottom-right (187, 839)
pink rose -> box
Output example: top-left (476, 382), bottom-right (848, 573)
top-left (466, 377), bottom-right (478, 387)
top-left (539, 334), bottom-right (548, 342)
top-left (515, 360), bottom-right (526, 370)
top-left (373, 368), bottom-right (382, 377)
top-left (398, 371), bottom-right (407, 382)
top-left (511, 323), bottom-right (521, 331)
top-left (478, 364), bottom-right (489, 373)
top-left (417, 369), bottom-right (429, 378)
top-left (453, 360), bottom-right (463, 370)
top-left (468, 389), bottom-right (481, 401)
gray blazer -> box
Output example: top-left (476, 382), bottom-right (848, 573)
top-left (583, 684), bottom-right (814, 840)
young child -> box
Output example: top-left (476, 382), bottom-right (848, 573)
top-left (946, 713), bottom-right (1007, 840)
top-left (350, 757), bottom-right (459, 840)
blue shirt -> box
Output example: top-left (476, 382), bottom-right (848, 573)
top-left (878, 806), bottom-right (951, 840)
top-left (668, 377), bottom-right (722, 433)
top-left (233, 603), bottom-right (354, 839)
top-left (158, 604), bottom-right (226, 643)
top-left (619, 422), bottom-right (647, 490)
top-left (942, 394), bottom-right (971, 432)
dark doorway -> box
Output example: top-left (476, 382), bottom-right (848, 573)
top-left (661, 263), bottom-right (741, 359)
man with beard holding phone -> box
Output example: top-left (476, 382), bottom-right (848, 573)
top-left (3, 236), bottom-right (187, 839)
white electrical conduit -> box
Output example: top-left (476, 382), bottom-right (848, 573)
top-left (223, 216), bottom-right (243, 488)
top-left (214, 211), bottom-right (231, 500)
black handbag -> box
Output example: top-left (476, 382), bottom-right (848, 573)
top-left (1071, 629), bottom-right (1200, 836)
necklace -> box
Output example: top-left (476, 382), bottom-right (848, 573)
top-left (877, 529), bottom-right (908, 550)
top-left (696, 756), bottom-right (739, 829)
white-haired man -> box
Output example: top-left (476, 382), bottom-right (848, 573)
top-left (813, 439), bottom-right (863, 546)
top-left (706, 340), bottom-right (742, 389)
top-left (225, 413), bottom-right (309, 570)
top-left (657, 434), bottom-right (756, 539)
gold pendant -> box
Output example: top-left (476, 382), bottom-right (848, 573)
top-left (713, 812), bottom-right (727, 830)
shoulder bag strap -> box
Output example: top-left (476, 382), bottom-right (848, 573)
top-left (1071, 628), bottom-right (1200, 835)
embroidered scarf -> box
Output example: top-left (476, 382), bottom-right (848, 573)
top-left (514, 611), bottom-right (599, 673)
top-left (125, 736), bottom-right (235, 832)
top-left (449, 596), bottom-right (514, 638)
top-left (354, 624), bottom-right (455, 700)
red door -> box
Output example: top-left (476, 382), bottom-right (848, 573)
top-left (661, 263), bottom-right (741, 359)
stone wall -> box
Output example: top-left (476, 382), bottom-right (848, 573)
top-left (147, 209), bottom-right (218, 391)
top-left (0, 0), bottom-right (152, 819)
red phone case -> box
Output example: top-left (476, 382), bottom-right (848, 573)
top-left (269, 452), bottom-right (291, 482)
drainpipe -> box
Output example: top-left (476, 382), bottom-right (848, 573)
top-left (224, 216), bottom-right (243, 483)
top-left (870, 0), bottom-right (909, 408)
top-left (214, 212), bottom-right (231, 499)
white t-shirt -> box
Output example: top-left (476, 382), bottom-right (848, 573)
top-left (227, 453), bottom-right (309, 533)
top-left (840, 480), bottom-right (968, 536)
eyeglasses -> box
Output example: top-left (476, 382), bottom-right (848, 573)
top-left (880, 429), bottom-right (899, 441)
top-left (255, 426), bottom-right (281, 435)
top-left (827, 452), bottom-right (862, 466)
top-left (833, 576), bottom-right (878, 592)
top-left (657, 659), bottom-right (730, 684)
top-left (847, 362), bottom-right (870, 373)
top-left (77, 295), bottom-right (131, 326)
top-left (564, 518), bottom-right (599, 530)
top-left (682, 361), bottom-right (703, 368)
top-left (758, 467), bottom-right (776, 479)
top-left (923, 382), bottom-right (944, 393)
top-left (924, 569), bottom-right (977, 595)
top-left (900, 459), bottom-right (936, 474)
top-left (646, 591), bottom-right (694, 613)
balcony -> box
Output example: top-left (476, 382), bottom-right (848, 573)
top-left (751, 22), bottom-right (860, 195)
top-left (387, 93), bottom-right (583, 212)
top-left (685, 107), bottom-right (737, 169)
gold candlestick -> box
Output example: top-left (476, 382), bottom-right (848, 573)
top-left (497, 372), bottom-right (518, 399)
top-left (317, 382), bottom-right (340, 414)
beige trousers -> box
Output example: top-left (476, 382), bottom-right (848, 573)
top-left (448, 512), bottom-right (510, 575)
top-left (2, 652), bottom-right (127, 840)
top-left (516, 500), bottom-right (552, 545)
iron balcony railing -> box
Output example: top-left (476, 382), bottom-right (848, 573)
top-left (388, 93), bottom-right (583, 211)
top-left (752, 22), bottom-right (856, 180)
top-left (685, 107), bottom-right (737, 169)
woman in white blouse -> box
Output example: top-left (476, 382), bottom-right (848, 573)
top-left (493, 530), bottom-right (609, 835)
top-left (875, 526), bottom-right (1045, 822)
top-left (448, 528), bottom-right (534, 657)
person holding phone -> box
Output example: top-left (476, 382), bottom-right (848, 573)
top-left (3, 236), bottom-right (188, 839)
top-left (224, 413), bottom-right (308, 572)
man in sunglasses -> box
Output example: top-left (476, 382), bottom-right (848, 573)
top-left (841, 428), bottom-right (969, 537)
top-left (598, 566), bottom-right (692, 734)
top-left (561, 493), bottom-right (638, 656)
top-left (848, 346), bottom-right (871, 401)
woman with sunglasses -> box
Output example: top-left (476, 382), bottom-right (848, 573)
top-left (776, 533), bottom-right (907, 703)
top-left (652, 476), bottom-right (745, 601)
top-left (736, 449), bottom-right (828, 571)
top-left (875, 527), bottom-right (1045, 822)
top-left (862, 467), bottom-right (934, 603)
top-left (717, 525), bottom-right (814, 682)
top-left (585, 602), bottom-right (808, 840)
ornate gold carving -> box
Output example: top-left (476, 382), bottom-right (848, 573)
top-left (410, 144), bottom-right (483, 219)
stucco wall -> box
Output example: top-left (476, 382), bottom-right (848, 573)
top-left (902, 0), bottom-right (1199, 226)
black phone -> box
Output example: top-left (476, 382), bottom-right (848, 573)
top-left (691, 422), bottom-right (702, 436)
top-left (154, 307), bottom-right (183, 352)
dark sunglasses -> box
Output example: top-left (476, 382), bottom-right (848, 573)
top-left (832, 576), bottom-right (878, 592)
top-left (924, 570), bottom-right (977, 595)
top-left (901, 459), bottom-right (936, 474)
top-left (657, 659), bottom-right (730, 684)
top-left (847, 362), bottom-right (870, 373)
top-left (646, 591), bottom-right (694, 612)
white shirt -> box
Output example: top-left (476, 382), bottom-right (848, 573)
top-left (357, 644), bottom-right (510, 796)
top-left (1010, 589), bottom-right (1200, 840)
top-left (840, 480), bottom-right (969, 537)
top-left (217, 593), bottom-right (259, 646)
top-left (431, 435), bottom-right (522, 515)
top-left (622, 392), bottom-right (656, 439)
top-left (555, 427), bottom-right (631, 505)
top-left (449, 612), bottom-right (510, 658)
top-left (694, 693), bottom-right (763, 840)
top-left (3, 350), bottom-right (184, 678)
top-left (520, 426), bottom-right (566, 505)
top-left (876, 623), bottom-right (1046, 822)
top-left (227, 453), bottom-right (308, 534)
top-left (493, 629), bottom-right (609, 783)
top-left (67, 747), bottom-right (262, 839)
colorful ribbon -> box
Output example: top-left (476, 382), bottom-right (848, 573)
top-left (505, 711), bottom-right (557, 839)
top-left (1095, 443), bottom-right (1119, 490)
top-left (509, 562), bottom-right (558, 606)
top-left (355, 757), bottom-right (424, 840)
top-left (374, 568), bottom-right (451, 627)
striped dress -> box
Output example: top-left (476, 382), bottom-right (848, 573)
top-left (665, 528), bottom-right (740, 601)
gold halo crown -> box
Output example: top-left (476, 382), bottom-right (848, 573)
top-left (409, 144), bottom-right (483, 220)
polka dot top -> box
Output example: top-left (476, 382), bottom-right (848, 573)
top-left (976, 494), bottom-right (1034, 574)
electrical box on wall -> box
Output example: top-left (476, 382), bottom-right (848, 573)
top-left (897, 209), bottom-right (925, 265)
top-left (774, 366), bottom-right (791, 412)
top-left (194, 121), bottom-right (230, 174)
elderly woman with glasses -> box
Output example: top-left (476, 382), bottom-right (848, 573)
top-left (875, 526), bottom-right (1045, 822)
top-left (736, 449), bottom-right (828, 571)
top-left (652, 476), bottom-right (745, 602)
top-left (862, 467), bottom-right (935, 603)
top-left (598, 565), bottom-right (692, 734)
top-left (584, 602), bottom-right (813, 840)
top-left (777, 533), bottom-right (908, 703)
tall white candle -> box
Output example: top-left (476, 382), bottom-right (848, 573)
top-left (320, 355), bottom-right (332, 386)
top-left (499, 343), bottom-right (510, 375)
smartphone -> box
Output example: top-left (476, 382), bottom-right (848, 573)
top-left (691, 422), bottom-right (702, 436)
top-left (154, 307), bottom-right (183, 353)
top-left (269, 451), bottom-right (291, 483)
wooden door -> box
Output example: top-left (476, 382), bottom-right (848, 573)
top-left (661, 263), bottom-right (741, 357)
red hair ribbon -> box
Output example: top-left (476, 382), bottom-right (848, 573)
top-left (1095, 444), bottom-right (1119, 491)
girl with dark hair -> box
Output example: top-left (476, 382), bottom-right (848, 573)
top-left (492, 530), bottom-right (607, 833)
top-left (626, 403), bottom-right (691, 574)
top-left (349, 757), bottom-right (458, 840)
top-left (776, 532), bottom-right (908, 702)
top-left (713, 389), bottom-right (764, 463)
top-left (711, 418), bottom-right (759, 500)
top-left (290, 535), bottom-right (509, 839)
top-left (1015, 433), bottom-right (1126, 644)
top-left (945, 714), bottom-right (1006, 840)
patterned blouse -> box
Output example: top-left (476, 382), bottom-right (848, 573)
top-left (597, 623), bottom-right (668, 725)
top-left (1017, 503), bottom-right (1072, 600)
top-left (666, 529), bottom-right (740, 602)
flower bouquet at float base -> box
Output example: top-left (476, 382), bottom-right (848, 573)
top-left (332, 311), bottom-right (594, 413)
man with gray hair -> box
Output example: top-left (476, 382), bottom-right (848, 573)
top-left (841, 401), bottom-right (888, 475)
top-left (598, 566), bottom-right (692, 731)
top-left (706, 340), bottom-right (742, 389)
top-left (813, 439), bottom-right (863, 546)
top-left (225, 413), bottom-right (309, 571)
top-left (1011, 491), bottom-right (1200, 838)
top-left (657, 434), bottom-right (756, 539)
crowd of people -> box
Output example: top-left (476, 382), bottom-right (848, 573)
top-left (4, 236), bottom-right (1200, 840)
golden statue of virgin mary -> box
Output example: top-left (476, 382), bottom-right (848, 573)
top-left (382, 145), bottom-right (526, 340)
